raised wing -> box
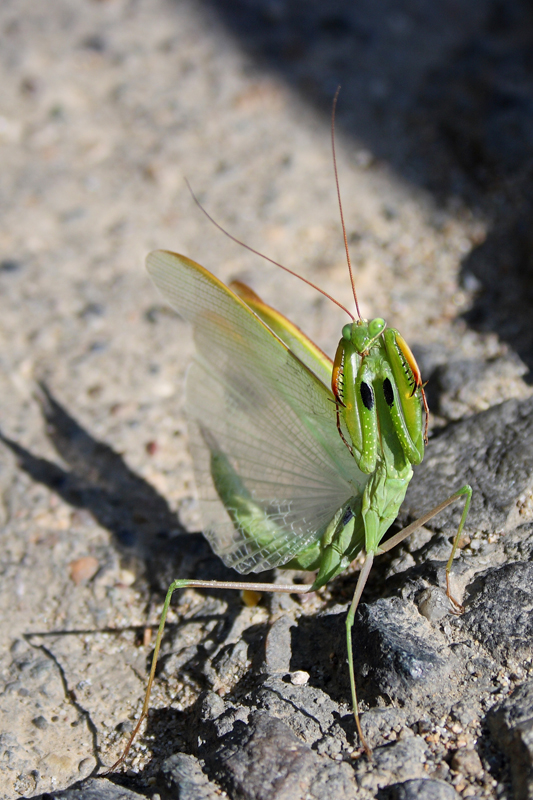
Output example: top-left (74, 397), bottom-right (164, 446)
top-left (146, 251), bottom-right (368, 573)
top-left (229, 280), bottom-right (333, 388)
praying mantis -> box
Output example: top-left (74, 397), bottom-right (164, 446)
top-left (111, 95), bottom-right (472, 767)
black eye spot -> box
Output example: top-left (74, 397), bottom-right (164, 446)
top-left (360, 381), bottom-right (374, 410)
top-left (343, 507), bottom-right (354, 526)
top-left (383, 377), bottom-right (394, 407)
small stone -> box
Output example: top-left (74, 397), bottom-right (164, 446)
top-left (289, 670), bottom-right (309, 686)
top-left (78, 757), bottom-right (95, 776)
top-left (69, 556), bottom-right (99, 585)
top-left (118, 568), bottom-right (136, 586)
top-left (450, 701), bottom-right (478, 727)
top-left (10, 639), bottom-right (27, 655)
top-left (417, 587), bottom-right (451, 622)
top-left (452, 776), bottom-right (466, 793)
top-left (450, 723), bottom-right (463, 734)
top-left (451, 749), bottom-right (483, 778)
top-left (416, 719), bottom-right (433, 735)
top-left (115, 720), bottom-right (134, 734)
top-left (432, 763), bottom-right (450, 780)
top-left (379, 777), bottom-right (460, 800)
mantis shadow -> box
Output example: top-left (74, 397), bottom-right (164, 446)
top-left (199, 0), bottom-right (533, 379)
top-left (0, 383), bottom-right (250, 592)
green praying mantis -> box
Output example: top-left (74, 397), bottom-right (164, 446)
top-left (111, 98), bottom-right (472, 768)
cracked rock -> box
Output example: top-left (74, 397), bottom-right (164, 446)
top-left (204, 710), bottom-right (359, 800)
top-left (460, 562), bottom-right (533, 663)
top-left (487, 680), bottom-right (533, 800)
top-left (378, 778), bottom-right (460, 800)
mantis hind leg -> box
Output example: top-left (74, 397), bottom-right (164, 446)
top-left (106, 577), bottom-right (314, 773)
top-left (346, 485), bottom-right (472, 756)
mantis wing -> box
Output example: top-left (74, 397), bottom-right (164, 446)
top-left (229, 279), bottom-right (333, 388)
top-left (147, 251), bottom-right (368, 573)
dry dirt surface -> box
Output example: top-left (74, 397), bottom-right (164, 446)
top-left (2, 1), bottom-right (533, 799)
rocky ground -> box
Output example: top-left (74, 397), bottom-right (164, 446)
top-left (1, 1), bottom-right (533, 799)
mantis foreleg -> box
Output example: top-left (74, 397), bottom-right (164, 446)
top-left (346, 483), bottom-right (472, 755)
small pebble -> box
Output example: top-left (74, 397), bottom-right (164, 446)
top-left (451, 748), bottom-right (483, 778)
top-left (450, 723), bottom-right (463, 734)
top-left (118, 568), bottom-right (136, 586)
top-left (78, 757), bottom-right (95, 777)
top-left (69, 556), bottom-right (99, 585)
top-left (417, 587), bottom-right (450, 621)
top-left (289, 670), bottom-right (309, 686)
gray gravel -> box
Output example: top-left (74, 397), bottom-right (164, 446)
top-left (2, 1), bottom-right (533, 799)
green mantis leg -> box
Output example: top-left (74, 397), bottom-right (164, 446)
top-left (345, 552), bottom-right (374, 757)
top-left (346, 484), bottom-right (472, 756)
top-left (109, 487), bottom-right (472, 770)
top-left (106, 577), bottom-right (315, 773)
top-left (377, 484), bottom-right (472, 610)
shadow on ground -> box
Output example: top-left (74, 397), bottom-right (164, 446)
top-left (202, 0), bottom-right (533, 377)
top-left (0, 383), bottom-right (248, 593)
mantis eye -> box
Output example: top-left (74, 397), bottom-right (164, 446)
top-left (368, 317), bottom-right (386, 338)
